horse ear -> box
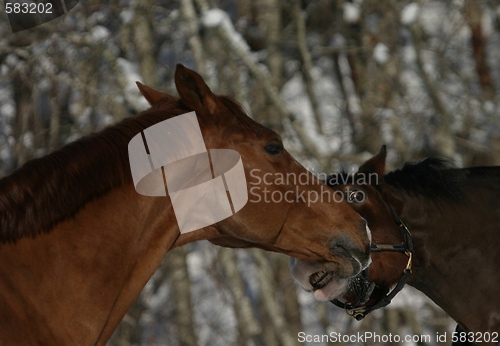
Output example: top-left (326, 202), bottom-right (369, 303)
top-left (174, 64), bottom-right (217, 115)
top-left (357, 145), bottom-right (387, 179)
top-left (136, 82), bottom-right (173, 106)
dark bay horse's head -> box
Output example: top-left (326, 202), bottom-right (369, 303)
top-left (290, 147), bottom-right (408, 303)
top-left (137, 64), bottom-right (370, 278)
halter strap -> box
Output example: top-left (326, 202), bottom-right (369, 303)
top-left (331, 209), bottom-right (414, 320)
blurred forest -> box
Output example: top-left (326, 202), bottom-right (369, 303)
top-left (1, 0), bottom-right (499, 345)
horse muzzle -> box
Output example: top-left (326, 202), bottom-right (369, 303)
top-left (289, 220), bottom-right (372, 301)
top-left (289, 248), bottom-right (371, 302)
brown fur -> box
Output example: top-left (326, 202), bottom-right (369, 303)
top-left (330, 149), bottom-right (500, 336)
top-left (0, 64), bottom-right (370, 345)
top-left (0, 108), bottom-right (170, 243)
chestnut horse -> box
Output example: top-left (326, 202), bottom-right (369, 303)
top-left (291, 146), bottom-right (500, 342)
top-left (0, 65), bottom-right (370, 345)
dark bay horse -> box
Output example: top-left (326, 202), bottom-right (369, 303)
top-left (291, 146), bottom-right (500, 341)
top-left (0, 65), bottom-right (370, 345)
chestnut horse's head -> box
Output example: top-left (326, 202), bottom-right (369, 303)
top-left (137, 64), bottom-right (370, 278)
top-left (290, 146), bottom-right (409, 306)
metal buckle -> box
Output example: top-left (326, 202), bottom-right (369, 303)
top-left (404, 250), bottom-right (413, 273)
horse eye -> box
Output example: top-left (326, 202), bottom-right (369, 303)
top-left (264, 141), bottom-right (283, 155)
top-left (348, 190), bottom-right (365, 203)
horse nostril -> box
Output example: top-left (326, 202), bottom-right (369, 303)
top-left (330, 235), bottom-right (370, 273)
top-left (331, 244), bottom-right (348, 256)
top-left (330, 236), bottom-right (357, 256)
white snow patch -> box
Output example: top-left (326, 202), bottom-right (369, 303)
top-left (5, 54), bottom-right (19, 66)
top-left (481, 11), bottom-right (494, 37)
top-left (281, 69), bottom-right (347, 157)
top-left (0, 64), bottom-right (8, 77)
top-left (79, 107), bottom-right (92, 127)
top-left (343, 2), bottom-right (361, 23)
top-left (202, 9), bottom-right (251, 55)
top-left (101, 114), bottom-right (114, 126)
top-left (91, 25), bottom-right (110, 43)
top-left (376, 108), bottom-right (395, 146)
top-left (22, 132), bottom-right (34, 149)
top-left (0, 146), bottom-right (10, 162)
top-left (116, 58), bottom-right (149, 111)
top-left (3, 125), bottom-right (13, 136)
top-left (401, 3), bottom-right (420, 25)
top-left (402, 45), bottom-right (417, 64)
top-left (0, 104), bottom-right (15, 119)
top-left (373, 43), bottom-right (389, 64)
top-left (120, 9), bottom-right (133, 24)
top-left (484, 101), bottom-right (495, 114)
top-left (202, 8), bottom-right (226, 28)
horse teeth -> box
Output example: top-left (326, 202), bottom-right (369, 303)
top-left (309, 271), bottom-right (332, 290)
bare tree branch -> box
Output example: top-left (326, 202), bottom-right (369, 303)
top-left (219, 249), bottom-right (261, 344)
top-left (252, 250), bottom-right (298, 346)
top-left (293, 0), bottom-right (323, 133)
top-left (181, 0), bottom-right (207, 77)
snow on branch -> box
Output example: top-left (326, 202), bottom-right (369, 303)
top-left (200, 7), bottom-right (328, 162)
top-left (116, 58), bottom-right (150, 112)
top-left (180, 0), bottom-right (207, 76)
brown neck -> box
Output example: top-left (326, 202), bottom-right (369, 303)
top-left (0, 182), bottom-right (202, 345)
top-left (393, 187), bottom-right (500, 333)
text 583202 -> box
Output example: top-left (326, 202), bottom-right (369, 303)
top-left (452, 332), bottom-right (498, 344)
top-left (5, 3), bottom-right (53, 14)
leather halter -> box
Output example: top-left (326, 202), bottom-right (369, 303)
top-left (331, 205), bottom-right (414, 321)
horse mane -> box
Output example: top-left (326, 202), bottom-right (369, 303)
top-left (0, 99), bottom-right (193, 244)
top-left (326, 157), bottom-right (465, 202)
top-left (383, 157), bottom-right (464, 201)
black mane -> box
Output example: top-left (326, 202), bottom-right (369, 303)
top-left (326, 157), bottom-right (466, 201)
top-left (383, 157), bottom-right (464, 201)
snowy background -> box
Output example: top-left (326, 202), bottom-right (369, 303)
top-left (1, 0), bottom-right (499, 345)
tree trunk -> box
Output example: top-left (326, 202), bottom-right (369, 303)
top-left (133, 0), bottom-right (157, 87)
top-left (219, 248), bottom-right (261, 345)
top-left (168, 247), bottom-right (197, 346)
